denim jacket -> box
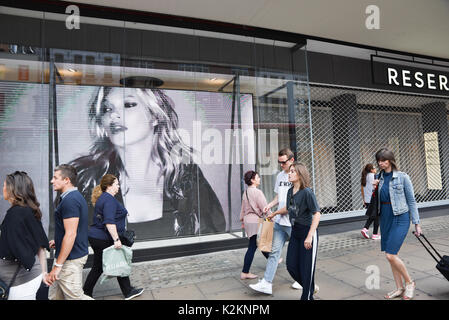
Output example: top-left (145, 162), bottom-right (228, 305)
top-left (377, 171), bottom-right (420, 225)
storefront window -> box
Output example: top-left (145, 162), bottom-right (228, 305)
top-left (0, 6), bottom-right (310, 244)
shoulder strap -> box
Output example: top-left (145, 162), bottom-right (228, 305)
top-left (8, 264), bottom-right (21, 289)
top-left (245, 190), bottom-right (262, 217)
top-left (288, 187), bottom-right (295, 206)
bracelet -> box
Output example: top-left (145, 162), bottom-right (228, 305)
top-left (54, 262), bottom-right (63, 268)
top-left (114, 238), bottom-right (120, 242)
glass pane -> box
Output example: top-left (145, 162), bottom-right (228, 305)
top-left (0, 6), bottom-right (310, 246)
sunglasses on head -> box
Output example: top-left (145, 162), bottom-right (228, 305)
top-left (9, 171), bottom-right (27, 177)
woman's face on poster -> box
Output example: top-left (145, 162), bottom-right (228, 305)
top-left (101, 87), bottom-right (158, 147)
top-left (3, 181), bottom-right (9, 201)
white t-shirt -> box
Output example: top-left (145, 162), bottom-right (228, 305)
top-left (274, 170), bottom-right (292, 226)
top-left (363, 172), bottom-right (375, 204)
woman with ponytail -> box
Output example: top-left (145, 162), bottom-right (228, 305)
top-left (360, 163), bottom-right (381, 240)
top-left (82, 174), bottom-right (143, 300)
top-left (0, 171), bottom-right (49, 299)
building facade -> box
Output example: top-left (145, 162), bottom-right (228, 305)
top-left (0, 1), bottom-right (448, 260)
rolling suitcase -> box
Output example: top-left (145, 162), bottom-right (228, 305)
top-left (413, 232), bottom-right (449, 282)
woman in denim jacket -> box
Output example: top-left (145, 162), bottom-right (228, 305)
top-left (373, 148), bottom-right (422, 300)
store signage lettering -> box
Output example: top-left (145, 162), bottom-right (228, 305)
top-left (387, 67), bottom-right (449, 92)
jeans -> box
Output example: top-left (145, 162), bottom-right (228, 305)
top-left (263, 222), bottom-right (291, 283)
top-left (242, 235), bottom-right (269, 273)
top-left (83, 237), bottom-right (133, 297)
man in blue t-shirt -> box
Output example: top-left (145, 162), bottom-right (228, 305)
top-left (45, 164), bottom-right (93, 300)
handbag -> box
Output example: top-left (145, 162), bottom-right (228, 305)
top-left (0, 264), bottom-right (21, 300)
top-left (119, 229), bottom-right (136, 247)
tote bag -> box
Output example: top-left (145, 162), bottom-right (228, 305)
top-left (100, 245), bottom-right (133, 284)
top-left (256, 218), bottom-right (274, 253)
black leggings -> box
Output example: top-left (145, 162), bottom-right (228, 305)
top-left (242, 235), bottom-right (269, 273)
top-left (83, 237), bottom-right (133, 297)
top-left (363, 204), bottom-right (379, 234)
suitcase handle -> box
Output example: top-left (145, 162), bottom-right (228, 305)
top-left (413, 231), bottom-right (443, 264)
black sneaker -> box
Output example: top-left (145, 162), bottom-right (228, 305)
top-left (124, 288), bottom-right (144, 300)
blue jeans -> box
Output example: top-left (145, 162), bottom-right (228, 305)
top-left (263, 222), bottom-right (291, 283)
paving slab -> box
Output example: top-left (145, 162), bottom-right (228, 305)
top-left (196, 277), bottom-right (245, 295)
top-left (152, 284), bottom-right (206, 300)
top-left (313, 272), bottom-right (365, 300)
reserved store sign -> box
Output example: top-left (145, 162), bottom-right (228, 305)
top-left (387, 68), bottom-right (448, 91)
top-left (371, 55), bottom-right (449, 94)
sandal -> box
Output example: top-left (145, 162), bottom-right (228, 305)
top-left (384, 288), bottom-right (405, 299)
top-left (403, 281), bottom-right (415, 300)
top-left (240, 273), bottom-right (258, 280)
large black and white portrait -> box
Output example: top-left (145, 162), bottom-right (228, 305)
top-left (0, 80), bottom-right (256, 241)
top-left (56, 82), bottom-right (256, 240)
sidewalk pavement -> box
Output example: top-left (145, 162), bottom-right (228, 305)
top-left (85, 214), bottom-right (449, 300)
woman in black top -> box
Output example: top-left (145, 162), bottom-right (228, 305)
top-left (0, 171), bottom-right (49, 300)
top-left (83, 174), bottom-right (143, 300)
top-left (268, 162), bottom-right (320, 300)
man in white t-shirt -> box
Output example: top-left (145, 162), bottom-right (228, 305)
top-left (249, 148), bottom-right (301, 294)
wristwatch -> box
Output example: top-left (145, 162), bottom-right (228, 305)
top-left (114, 238), bottom-right (120, 242)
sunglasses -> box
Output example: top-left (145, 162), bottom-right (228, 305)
top-left (278, 157), bottom-right (292, 165)
top-left (8, 171), bottom-right (28, 177)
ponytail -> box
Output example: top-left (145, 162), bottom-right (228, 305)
top-left (91, 185), bottom-right (103, 206)
top-left (91, 174), bottom-right (118, 206)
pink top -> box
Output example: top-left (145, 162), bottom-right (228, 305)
top-left (239, 186), bottom-right (271, 238)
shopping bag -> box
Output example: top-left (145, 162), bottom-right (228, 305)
top-left (99, 245), bottom-right (133, 284)
top-left (257, 218), bottom-right (274, 253)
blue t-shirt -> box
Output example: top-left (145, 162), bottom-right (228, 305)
top-left (88, 192), bottom-right (128, 241)
top-left (54, 190), bottom-right (89, 260)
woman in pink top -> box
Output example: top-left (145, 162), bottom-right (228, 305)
top-left (240, 170), bottom-right (270, 280)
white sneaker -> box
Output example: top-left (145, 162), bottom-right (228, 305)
top-left (292, 282), bottom-right (319, 294)
top-left (291, 281), bottom-right (302, 290)
top-left (249, 278), bottom-right (272, 295)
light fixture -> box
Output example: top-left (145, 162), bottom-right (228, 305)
top-left (67, 68), bottom-right (77, 73)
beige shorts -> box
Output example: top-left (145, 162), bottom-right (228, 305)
top-left (49, 255), bottom-right (94, 300)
